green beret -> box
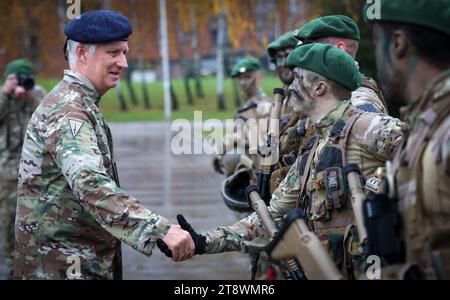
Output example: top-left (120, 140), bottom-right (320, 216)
top-left (231, 58), bottom-right (262, 78)
top-left (286, 43), bottom-right (362, 91)
top-left (3, 59), bottom-right (33, 79)
top-left (364, 0), bottom-right (450, 37)
top-left (267, 31), bottom-right (300, 58)
top-left (294, 15), bottom-right (360, 41)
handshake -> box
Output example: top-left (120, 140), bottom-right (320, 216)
top-left (157, 214), bottom-right (206, 262)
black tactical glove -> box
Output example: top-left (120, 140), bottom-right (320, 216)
top-left (156, 214), bottom-right (206, 258)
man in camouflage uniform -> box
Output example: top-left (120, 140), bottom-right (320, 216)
top-left (267, 32), bottom-right (306, 195)
top-left (267, 16), bottom-right (390, 196)
top-left (163, 44), bottom-right (405, 280)
top-left (267, 31), bottom-right (299, 119)
top-left (294, 15), bottom-right (388, 115)
top-left (213, 58), bottom-right (272, 177)
top-left (365, 0), bottom-right (450, 280)
top-left (13, 11), bottom-right (194, 280)
top-left (211, 58), bottom-right (280, 279)
top-left (0, 59), bottom-right (46, 276)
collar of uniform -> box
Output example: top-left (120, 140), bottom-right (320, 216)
top-left (314, 100), bottom-right (351, 136)
top-left (401, 69), bottom-right (450, 124)
top-left (63, 70), bottom-right (101, 102)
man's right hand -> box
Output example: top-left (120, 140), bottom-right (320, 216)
top-left (159, 224), bottom-right (195, 262)
top-left (157, 214), bottom-right (206, 261)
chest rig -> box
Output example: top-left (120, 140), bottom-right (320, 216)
top-left (298, 106), bottom-right (364, 224)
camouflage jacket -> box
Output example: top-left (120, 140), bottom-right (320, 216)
top-left (351, 76), bottom-right (388, 114)
top-left (203, 100), bottom-right (404, 275)
top-left (391, 70), bottom-right (450, 279)
top-left (277, 76), bottom-right (386, 164)
top-left (14, 71), bottom-right (171, 280)
top-left (0, 86), bottom-right (45, 180)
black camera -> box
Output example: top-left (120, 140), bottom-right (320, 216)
top-left (16, 73), bottom-right (35, 91)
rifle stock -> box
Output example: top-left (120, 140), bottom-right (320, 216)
top-left (245, 185), bottom-right (305, 280)
top-left (266, 209), bottom-right (344, 280)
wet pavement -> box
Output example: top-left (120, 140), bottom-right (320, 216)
top-left (0, 122), bottom-right (250, 280)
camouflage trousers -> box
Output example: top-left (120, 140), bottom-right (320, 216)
top-left (0, 179), bottom-right (17, 276)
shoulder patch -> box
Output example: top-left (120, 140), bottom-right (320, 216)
top-left (68, 118), bottom-right (84, 137)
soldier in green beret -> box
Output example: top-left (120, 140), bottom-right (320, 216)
top-left (213, 57), bottom-right (276, 280)
top-left (162, 44), bottom-right (405, 280)
top-left (294, 15), bottom-right (389, 115)
top-left (365, 0), bottom-right (450, 279)
top-left (213, 58), bottom-right (272, 177)
top-left (267, 32), bottom-right (310, 202)
top-left (0, 59), bottom-right (46, 277)
top-left (267, 31), bottom-right (299, 117)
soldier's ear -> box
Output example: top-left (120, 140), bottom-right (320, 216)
top-left (315, 81), bottom-right (327, 96)
top-left (76, 44), bottom-right (89, 64)
top-left (391, 29), bottom-right (409, 59)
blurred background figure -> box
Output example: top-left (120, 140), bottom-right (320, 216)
top-left (0, 59), bottom-right (46, 278)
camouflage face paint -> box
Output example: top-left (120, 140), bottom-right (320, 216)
top-left (289, 68), bottom-right (316, 115)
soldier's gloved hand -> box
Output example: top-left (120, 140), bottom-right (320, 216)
top-left (212, 155), bottom-right (224, 175)
top-left (157, 214), bottom-right (206, 260)
top-left (157, 223), bottom-right (195, 262)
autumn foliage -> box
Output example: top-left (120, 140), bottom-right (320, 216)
top-left (0, 0), bottom-right (373, 78)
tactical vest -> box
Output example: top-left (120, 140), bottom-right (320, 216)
top-left (297, 106), bottom-right (365, 279)
top-left (298, 106), bottom-right (363, 224)
top-left (393, 74), bottom-right (450, 279)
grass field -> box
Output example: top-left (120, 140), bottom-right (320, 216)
top-left (36, 75), bottom-right (281, 122)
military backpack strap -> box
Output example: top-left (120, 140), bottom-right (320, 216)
top-left (296, 135), bottom-right (319, 217)
top-left (332, 107), bottom-right (365, 279)
top-left (339, 107), bottom-right (365, 167)
top-left (237, 101), bottom-right (257, 114)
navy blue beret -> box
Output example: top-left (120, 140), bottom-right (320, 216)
top-left (64, 10), bottom-right (133, 43)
